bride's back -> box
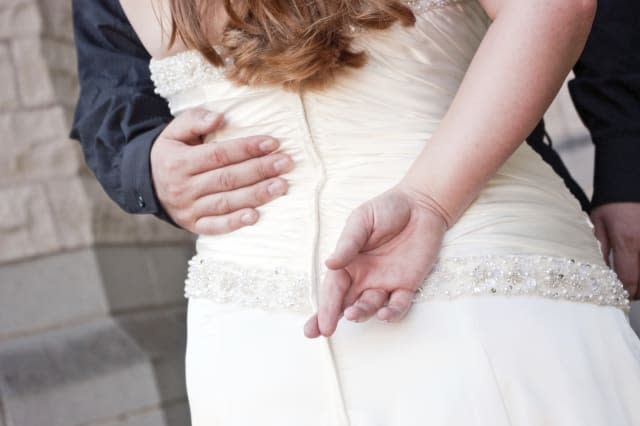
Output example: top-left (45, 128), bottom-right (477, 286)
top-left (123, 0), bottom-right (611, 312)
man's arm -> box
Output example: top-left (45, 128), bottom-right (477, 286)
top-left (568, 0), bottom-right (640, 298)
top-left (568, 0), bottom-right (640, 206)
top-left (70, 1), bottom-right (294, 234)
top-left (70, 0), bottom-right (174, 223)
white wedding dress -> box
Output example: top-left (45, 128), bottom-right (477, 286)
top-left (149, 0), bottom-right (640, 424)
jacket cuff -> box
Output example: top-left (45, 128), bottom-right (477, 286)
top-left (120, 125), bottom-right (182, 228)
top-left (592, 134), bottom-right (640, 208)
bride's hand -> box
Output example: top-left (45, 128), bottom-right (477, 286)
top-left (303, 184), bottom-right (449, 338)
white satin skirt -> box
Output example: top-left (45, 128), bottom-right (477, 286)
top-left (185, 295), bottom-right (640, 426)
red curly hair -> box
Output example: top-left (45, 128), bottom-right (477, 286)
top-left (169, 0), bottom-right (415, 90)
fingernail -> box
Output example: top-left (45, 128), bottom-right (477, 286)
top-left (268, 180), bottom-right (285, 195)
top-left (241, 212), bottom-right (256, 224)
top-left (259, 139), bottom-right (277, 152)
top-left (273, 158), bottom-right (291, 172)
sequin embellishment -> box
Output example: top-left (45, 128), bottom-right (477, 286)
top-left (184, 254), bottom-right (630, 314)
top-left (149, 50), bottom-right (226, 99)
top-left (405, 0), bottom-right (468, 14)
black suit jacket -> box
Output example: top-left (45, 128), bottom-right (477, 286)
top-left (70, 0), bottom-right (640, 227)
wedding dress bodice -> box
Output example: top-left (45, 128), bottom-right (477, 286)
top-left (149, 0), bottom-right (629, 313)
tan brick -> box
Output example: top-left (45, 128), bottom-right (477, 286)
top-left (41, 38), bottom-right (76, 74)
top-left (0, 106), bottom-right (67, 146)
top-left (11, 37), bottom-right (55, 107)
top-left (80, 178), bottom-right (191, 245)
top-left (50, 70), bottom-right (80, 108)
top-left (0, 184), bottom-right (60, 263)
top-left (0, 1), bottom-right (42, 40)
top-left (0, 320), bottom-right (162, 426)
top-left (36, 0), bottom-right (72, 42)
top-left (43, 177), bottom-right (94, 249)
top-left (0, 43), bottom-right (19, 110)
top-left (0, 138), bottom-right (82, 185)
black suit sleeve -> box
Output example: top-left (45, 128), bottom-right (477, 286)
top-left (568, 0), bottom-right (640, 208)
top-left (70, 0), bottom-right (178, 226)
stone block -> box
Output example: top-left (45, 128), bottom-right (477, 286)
top-left (44, 177), bottom-right (95, 250)
top-left (165, 400), bottom-right (191, 426)
top-left (0, 184), bottom-right (59, 263)
top-left (0, 106), bottom-right (67, 147)
top-left (0, 319), bottom-right (162, 426)
top-left (36, 0), bottom-right (72, 42)
top-left (41, 38), bottom-right (75, 74)
top-left (115, 307), bottom-right (188, 404)
top-left (87, 407), bottom-right (169, 426)
top-left (96, 245), bottom-right (193, 312)
top-left (0, 138), bottom-right (81, 184)
top-left (0, 43), bottom-right (18, 110)
top-left (11, 37), bottom-right (55, 107)
top-left (0, 1), bottom-right (42, 40)
top-left (0, 248), bottom-right (108, 339)
top-left (50, 70), bottom-right (79, 108)
top-left (81, 178), bottom-right (192, 245)
top-left (41, 38), bottom-right (79, 108)
top-left (0, 176), bottom-right (190, 262)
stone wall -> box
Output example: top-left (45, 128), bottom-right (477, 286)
top-left (0, 1), bottom-right (194, 425)
top-left (0, 1), bottom-right (637, 426)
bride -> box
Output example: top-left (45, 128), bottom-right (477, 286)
top-left (121, 0), bottom-right (640, 424)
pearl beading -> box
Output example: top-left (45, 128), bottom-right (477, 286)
top-left (149, 50), bottom-right (226, 99)
top-left (405, 0), bottom-right (468, 14)
top-left (148, 0), bottom-right (470, 98)
top-left (184, 254), bottom-right (630, 314)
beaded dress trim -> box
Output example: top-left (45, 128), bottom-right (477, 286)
top-left (185, 254), bottom-right (630, 314)
top-left (149, 0), bottom-right (470, 98)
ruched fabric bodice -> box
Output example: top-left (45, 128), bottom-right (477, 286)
top-left (150, 0), bottom-right (629, 314)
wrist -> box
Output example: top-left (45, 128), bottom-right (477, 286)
top-left (396, 180), bottom-right (453, 230)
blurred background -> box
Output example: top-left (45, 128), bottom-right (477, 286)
top-left (0, 1), bottom-right (637, 425)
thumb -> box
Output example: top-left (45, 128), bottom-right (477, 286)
top-left (162, 108), bottom-right (224, 145)
top-left (325, 207), bottom-right (372, 270)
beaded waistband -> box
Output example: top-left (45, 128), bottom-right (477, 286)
top-left (184, 254), bottom-right (630, 314)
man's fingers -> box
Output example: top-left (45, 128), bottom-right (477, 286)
top-left (190, 177), bottom-right (289, 218)
top-left (317, 269), bottom-right (351, 337)
top-left (192, 208), bottom-right (258, 235)
top-left (187, 135), bottom-right (282, 175)
top-left (304, 313), bottom-right (321, 338)
top-left (344, 289), bottom-right (388, 323)
top-left (325, 208), bottom-right (372, 270)
top-left (592, 215), bottom-right (611, 265)
top-left (163, 108), bottom-right (224, 143)
top-left (189, 152), bottom-right (293, 197)
top-left (611, 247), bottom-right (640, 300)
top-left (376, 289), bottom-right (415, 322)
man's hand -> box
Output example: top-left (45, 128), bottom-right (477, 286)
top-left (591, 202), bottom-right (640, 300)
top-left (150, 108), bottom-right (293, 234)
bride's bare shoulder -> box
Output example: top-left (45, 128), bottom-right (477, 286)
top-left (119, 0), bottom-right (186, 59)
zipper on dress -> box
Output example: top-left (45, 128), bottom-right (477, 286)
top-left (294, 91), bottom-right (351, 426)
top-left (293, 90), bottom-right (327, 313)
